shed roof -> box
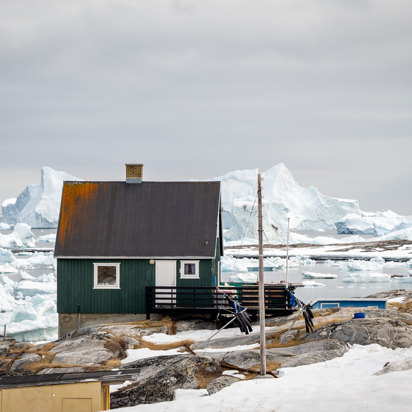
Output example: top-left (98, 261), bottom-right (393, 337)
top-left (0, 368), bottom-right (144, 389)
top-left (54, 181), bottom-right (221, 258)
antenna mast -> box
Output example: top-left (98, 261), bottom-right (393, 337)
top-left (257, 172), bottom-right (266, 375)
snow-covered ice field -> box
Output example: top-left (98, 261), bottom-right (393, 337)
top-left (115, 344), bottom-right (412, 412)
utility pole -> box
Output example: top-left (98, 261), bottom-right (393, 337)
top-left (257, 173), bottom-right (266, 376)
top-left (285, 217), bottom-right (290, 288)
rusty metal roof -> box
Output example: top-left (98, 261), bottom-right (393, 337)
top-left (54, 181), bottom-right (221, 258)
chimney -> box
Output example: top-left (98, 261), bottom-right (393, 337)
top-left (125, 164), bottom-right (143, 183)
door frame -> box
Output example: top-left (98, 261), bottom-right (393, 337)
top-left (155, 260), bottom-right (177, 286)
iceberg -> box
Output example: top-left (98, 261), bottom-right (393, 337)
top-left (301, 272), bottom-right (337, 279)
top-left (0, 223), bottom-right (35, 249)
top-left (0, 166), bottom-right (81, 228)
top-left (212, 163), bottom-right (412, 242)
top-left (215, 164), bottom-right (361, 242)
top-left (339, 258), bottom-right (384, 272)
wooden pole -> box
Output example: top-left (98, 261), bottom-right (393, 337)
top-left (257, 173), bottom-right (266, 376)
top-left (285, 217), bottom-right (290, 288)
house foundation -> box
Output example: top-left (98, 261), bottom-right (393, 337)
top-left (58, 313), bottom-right (161, 338)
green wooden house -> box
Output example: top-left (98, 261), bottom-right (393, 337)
top-left (55, 164), bottom-right (223, 337)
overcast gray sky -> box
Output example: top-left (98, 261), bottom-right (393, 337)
top-left (0, 0), bottom-right (411, 214)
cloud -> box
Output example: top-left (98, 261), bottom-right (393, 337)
top-left (0, 0), bottom-right (411, 214)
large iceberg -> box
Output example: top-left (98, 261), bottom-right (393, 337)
top-left (0, 166), bottom-right (81, 228)
top-left (213, 164), bottom-right (412, 242)
top-left (1, 163), bottom-right (411, 239)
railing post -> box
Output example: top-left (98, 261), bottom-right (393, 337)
top-left (146, 287), bottom-right (151, 320)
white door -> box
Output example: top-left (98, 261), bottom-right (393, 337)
top-left (155, 260), bottom-right (176, 306)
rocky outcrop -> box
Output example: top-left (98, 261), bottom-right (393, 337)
top-left (206, 375), bottom-right (240, 395)
top-left (221, 339), bottom-right (348, 370)
top-left (10, 353), bottom-right (41, 371)
top-left (51, 333), bottom-right (118, 365)
top-left (110, 355), bottom-right (222, 408)
top-left (301, 311), bottom-right (412, 349)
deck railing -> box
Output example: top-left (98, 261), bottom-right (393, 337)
top-left (145, 285), bottom-right (291, 319)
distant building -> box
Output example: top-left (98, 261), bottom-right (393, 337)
top-left (55, 164), bottom-right (223, 337)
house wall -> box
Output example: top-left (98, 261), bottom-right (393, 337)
top-left (57, 256), bottom-right (219, 315)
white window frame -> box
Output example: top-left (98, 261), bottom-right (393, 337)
top-left (93, 263), bottom-right (120, 289)
top-left (180, 260), bottom-right (200, 279)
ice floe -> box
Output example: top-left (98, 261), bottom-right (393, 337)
top-left (0, 247), bottom-right (14, 264)
top-left (343, 272), bottom-right (391, 283)
top-left (301, 272), bottom-right (337, 279)
top-left (0, 223), bottom-right (35, 249)
top-left (338, 257), bottom-right (384, 272)
top-left (302, 280), bottom-right (326, 287)
top-left (38, 233), bottom-right (56, 243)
top-left (14, 251), bottom-right (56, 269)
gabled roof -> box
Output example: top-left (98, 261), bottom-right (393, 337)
top-left (54, 181), bottom-right (221, 258)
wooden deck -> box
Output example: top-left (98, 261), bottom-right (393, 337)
top-left (145, 285), bottom-right (295, 319)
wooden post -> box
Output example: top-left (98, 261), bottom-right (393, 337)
top-left (3, 325), bottom-right (6, 340)
top-left (257, 173), bottom-right (266, 376)
top-left (285, 217), bottom-right (290, 288)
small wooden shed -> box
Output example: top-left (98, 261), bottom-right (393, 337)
top-left (55, 164), bottom-right (223, 337)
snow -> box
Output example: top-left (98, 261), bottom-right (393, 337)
top-left (0, 223), bottom-right (35, 248)
top-left (301, 272), bottom-right (337, 279)
top-left (388, 296), bottom-right (405, 303)
top-left (0, 166), bottom-right (81, 228)
top-left (174, 389), bottom-right (208, 401)
top-left (121, 348), bottom-right (185, 363)
top-left (115, 344), bottom-right (412, 412)
top-left (343, 272), bottom-right (391, 283)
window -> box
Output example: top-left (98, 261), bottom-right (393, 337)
top-left (180, 260), bottom-right (199, 279)
top-left (93, 263), bottom-right (120, 289)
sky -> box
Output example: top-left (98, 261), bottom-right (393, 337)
top-left (0, 0), bottom-right (411, 214)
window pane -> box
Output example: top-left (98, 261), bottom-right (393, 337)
top-left (97, 266), bottom-right (117, 285)
top-left (184, 263), bottom-right (196, 275)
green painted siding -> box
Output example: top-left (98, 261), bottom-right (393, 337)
top-left (57, 259), bottom-right (155, 314)
top-left (57, 253), bottom-right (221, 314)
